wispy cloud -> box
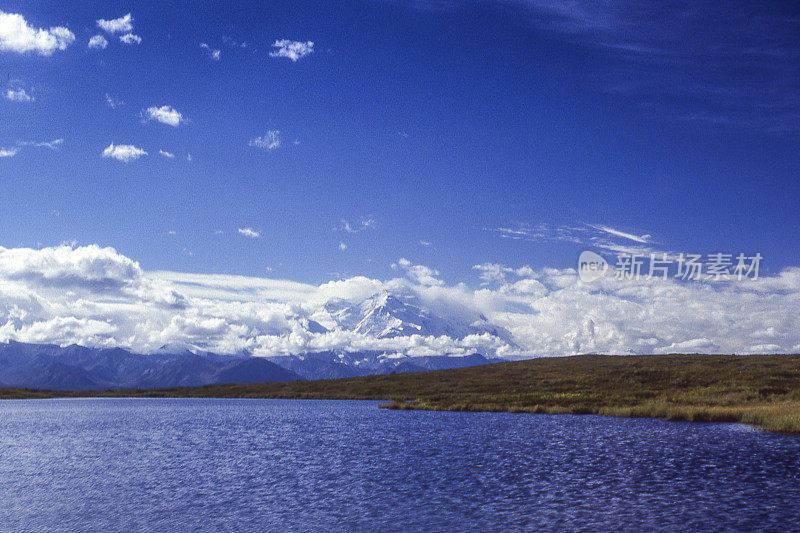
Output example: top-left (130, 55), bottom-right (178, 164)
top-left (588, 224), bottom-right (651, 244)
top-left (238, 227), bottom-right (260, 238)
top-left (102, 143), bottom-right (147, 162)
top-left (0, 138), bottom-right (63, 158)
top-left (400, 1), bottom-right (800, 132)
top-left (0, 11), bottom-right (74, 55)
top-left (119, 33), bottom-right (142, 45)
top-left (249, 131), bottom-right (281, 150)
top-left (336, 217), bottom-right (377, 233)
top-left (27, 139), bottom-right (63, 150)
top-left (513, 0), bottom-right (800, 131)
top-left (105, 94), bottom-right (123, 108)
top-left (200, 42), bottom-right (220, 60)
top-left (269, 40), bottom-right (314, 62)
top-left (159, 150), bottom-right (175, 159)
top-left (490, 222), bottom-right (661, 256)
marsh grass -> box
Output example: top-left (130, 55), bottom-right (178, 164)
top-left (3, 354), bottom-right (800, 433)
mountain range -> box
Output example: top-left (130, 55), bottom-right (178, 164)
top-left (0, 341), bottom-right (497, 390)
top-left (0, 291), bottom-right (507, 390)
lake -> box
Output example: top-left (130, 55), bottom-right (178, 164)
top-left (0, 399), bottom-right (798, 531)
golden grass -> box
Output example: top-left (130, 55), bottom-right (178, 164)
top-left (3, 354), bottom-right (800, 433)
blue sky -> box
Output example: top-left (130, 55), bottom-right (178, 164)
top-left (2, 1), bottom-right (800, 356)
top-left (2, 0), bottom-right (799, 286)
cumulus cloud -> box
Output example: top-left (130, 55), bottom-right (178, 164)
top-left (0, 245), bottom-right (799, 358)
top-left (0, 244), bottom-right (141, 291)
top-left (158, 150), bottom-right (175, 159)
top-left (102, 143), bottom-right (147, 162)
top-left (119, 33), bottom-right (141, 45)
top-left (146, 106), bottom-right (184, 127)
top-left (392, 258), bottom-right (443, 286)
top-left (96, 14), bottom-right (133, 34)
top-left (88, 34), bottom-right (108, 49)
top-left (0, 11), bottom-right (74, 55)
top-left (269, 40), bottom-right (313, 61)
top-left (95, 14), bottom-right (140, 46)
top-left (238, 228), bottom-right (260, 238)
top-left (249, 131), bottom-right (280, 150)
top-left (0, 147), bottom-right (19, 158)
top-left (5, 88), bottom-right (32, 102)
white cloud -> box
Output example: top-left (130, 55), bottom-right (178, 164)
top-left (339, 242), bottom-right (348, 251)
top-left (96, 14), bottom-right (133, 34)
top-left (102, 143), bottom-right (147, 162)
top-left (0, 244), bottom-right (140, 290)
top-left (392, 258), bottom-right (443, 286)
top-left (238, 228), bottom-right (260, 238)
top-left (490, 222), bottom-right (663, 256)
top-left (269, 40), bottom-right (313, 62)
top-left (5, 88), bottom-right (32, 102)
top-left (473, 263), bottom-right (535, 284)
top-left (589, 224), bottom-right (651, 244)
top-left (88, 34), bottom-right (108, 49)
top-left (119, 33), bottom-right (141, 45)
top-left (28, 138), bottom-right (63, 150)
top-left (249, 131), bottom-right (280, 150)
top-left (0, 11), bottom-right (74, 55)
top-left (0, 138), bottom-right (62, 158)
top-left (146, 106), bottom-right (184, 127)
top-left (0, 245), bottom-right (799, 357)
top-left (159, 150), bottom-right (175, 159)
top-left (200, 42), bottom-right (220, 60)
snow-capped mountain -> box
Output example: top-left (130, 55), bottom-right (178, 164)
top-left (322, 290), bottom-right (517, 346)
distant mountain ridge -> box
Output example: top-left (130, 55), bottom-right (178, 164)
top-left (0, 341), bottom-right (299, 391)
top-left (267, 351), bottom-right (495, 380)
top-left (0, 341), bottom-right (499, 391)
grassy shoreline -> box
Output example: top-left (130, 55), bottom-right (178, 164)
top-left (2, 354), bottom-right (800, 433)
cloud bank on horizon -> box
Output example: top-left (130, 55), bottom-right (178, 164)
top-left (0, 244), bottom-right (798, 358)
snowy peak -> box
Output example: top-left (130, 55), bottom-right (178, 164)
top-left (323, 290), bottom-right (515, 346)
top-left (354, 293), bottom-right (466, 338)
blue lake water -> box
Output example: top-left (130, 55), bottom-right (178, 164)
top-left (0, 399), bottom-right (799, 532)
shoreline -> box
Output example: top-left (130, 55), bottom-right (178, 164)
top-left (3, 354), bottom-right (800, 433)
